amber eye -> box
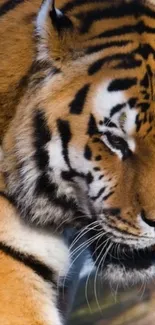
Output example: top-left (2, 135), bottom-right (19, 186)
top-left (103, 131), bottom-right (132, 160)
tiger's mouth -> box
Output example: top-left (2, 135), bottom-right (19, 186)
top-left (88, 227), bottom-right (155, 282)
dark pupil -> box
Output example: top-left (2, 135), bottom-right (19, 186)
top-left (104, 131), bottom-right (132, 160)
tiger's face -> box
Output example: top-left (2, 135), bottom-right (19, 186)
top-left (3, 0), bottom-right (155, 283)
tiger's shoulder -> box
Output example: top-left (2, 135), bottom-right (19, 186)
top-left (0, 148), bottom-right (69, 324)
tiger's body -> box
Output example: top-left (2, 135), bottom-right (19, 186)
top-left (0, 177), bottom-right (70, 325)
top-left (1, 0), bottom-right (155, 323)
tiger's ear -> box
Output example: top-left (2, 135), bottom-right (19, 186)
top-left (37, 0), bottom-right (73, 31)
top-left (49, 0), bottom-right (73, 31)
top-left (36, 0), bottom-right (74, 61)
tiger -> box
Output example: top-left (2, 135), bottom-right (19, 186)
top-left (1, 0), bottom-right (155, 313)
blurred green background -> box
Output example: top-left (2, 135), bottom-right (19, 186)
top-left (68, 270), bottom-right (155, 325)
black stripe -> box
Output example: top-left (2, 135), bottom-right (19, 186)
top-left (91, 21), bottom-right (155, 41)
top-left (86, 172), bottom-right (93, 184)
top-left (0, 241), bottom-right (56, 285)
top-left (104, 118), bottom-right (117, 128)
top-left (137, 43), bottom-right (155, 60)
top-left (147, 125), bottom-right (153, 134)
top-left (69, 84), bottom-right (90, 115)
top-left (0, 191), bottom-right (15, 205)
top-left (94, 167), bottom-right (100, 171)
top-left (146, 64), bottom-right (153, 100)
top-left (88, 58), bottom-right (105, 75)
top-left (136, 115), bottom-right (142, 132)
top-left (61, 0), bottom-right (105, 13)
top-left (0, 0), bottom-right (24, 17)
top-left (33, 110), bottom-right (51, 171)
top-left (108, 78), bottom-right (137, 91)
top-left (92, 24), bottom-right (136, 40)
top-left (57, 119), bottom-right (72, 168)
top-left (88, 53), bottom-right (135, 75)
top-left (136, 21), bottom-right (155, 35)
top-left (87, 114), bottom-right (99, 136)
top-left (75, 3), bottom-right (139, 34)
top-left (35, 173), bottom-right (78, 212)
top-left (137, 102), bottom-right (150, 112)
top-left (103, 208), bottom-right (121, 217)
top-left (103, 191), bottom-right (114, 201)
top-left (84, 145), bottom-right (92, 160)
top-left (110, 104), bottom-right (126, 117)
top-left (140, 72), bottom-right (149, 88)
top-left (115, 58), bottom-right (142, 69)
top-left (91, 187), bottom-right (105, 201)
top-left (62, 0), bottom-right (155, 18)
top-left (149, 113), bottom-right (153, 124)
top-left (0, 191), bottom-right (10, 200)
top-left (61, 170), bottom-right (84, 181)
top-left (128, 97), bottom-right (138, 108)
top-left (144, 93), bottom-right (150, 100)
top-left (142, 3), bottom-right (155, 19)
top-left (76, 3), bottom-right (155, 35)
top-left (35, 173), bottom-right (57, 198)
top-left (116, 214), bottom-right (138, 229)
top-left (86, 40), bottom-right (132, 55)
top-left (32, 114), bottom-right (78, 213)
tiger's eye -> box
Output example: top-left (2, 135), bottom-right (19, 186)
top-left (103, 131), bottom-right (132, 160)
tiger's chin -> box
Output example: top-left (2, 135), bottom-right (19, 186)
top-left (104, 262), bottom-right (155, 286)
top-left (89, 231), bottom-right (155, 285)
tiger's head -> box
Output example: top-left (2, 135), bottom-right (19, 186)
top-left (2, 0), bottom-right (155, 283)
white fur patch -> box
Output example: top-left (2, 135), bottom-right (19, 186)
top-left (69, 146), bottom-right (92, 173)
top-left (36, 0), bottom-right (53, 33)
top-left (94, 80), bottom-right (137, 135)
top-left (123, 106), bottom-right (137, 135)
top-left (103, 263), bottom-right (155, 286)
top-left (0, 210), bottom-right (70, 277)
top-left (138, 213), bottom-right (155, 240)
top-left (93, 80), bottom-right (126, 123)
top-left (47, 136), bottom-right (67, 171)
top-left (37, 0), bottom-right (62, 29)
top-left (93, 80), bottom-right (137, 157)
top-left (36, 0), bottom-right (52, 62)
top-left (127, 137), bottom-right (136, 152)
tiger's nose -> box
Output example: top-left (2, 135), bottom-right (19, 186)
top-left (141, 209), bottom-right (155, 228)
